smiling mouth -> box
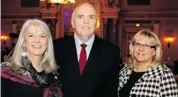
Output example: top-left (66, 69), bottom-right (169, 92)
top-left (32, 46), bottom-right (42, 48)
top-left (138, 53), bottom-right (146, 56)
top-left (82, 26), bottom-right (90, 29)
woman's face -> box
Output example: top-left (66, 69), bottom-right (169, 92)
top-left (24, 26), bottom-right (48, 58)
top-left (132, 35), bottom-right (155, 64)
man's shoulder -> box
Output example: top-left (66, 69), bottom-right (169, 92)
top-left (98, 37), bottom-right (119, 50)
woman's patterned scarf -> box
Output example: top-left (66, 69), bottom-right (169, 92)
top-left (1, 56), bottom-right (63, 97)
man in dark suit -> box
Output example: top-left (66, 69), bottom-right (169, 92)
top-left (54, 2), bottom-right (121, 97)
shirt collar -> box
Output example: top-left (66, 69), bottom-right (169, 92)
top-left (74, 34), bottom-right (95, 48)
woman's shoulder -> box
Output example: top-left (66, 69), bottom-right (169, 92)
top-left (150, 64), bottom-right (175, 78)
top-left (1, 62), bottom-right (13, 75)
top-left (154, 64), bottom-right (173, 73)
top-left (161, 64), bottom-right (175, 77)
top-left (1, 62), bottom-right (38, 87)
top-left (119, 65), bottom-right (131, 75)
top-left (1, 61), bottom-right (11, 67)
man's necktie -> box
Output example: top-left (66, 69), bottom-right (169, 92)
top-left (79, 43), bottom-right (87, 75)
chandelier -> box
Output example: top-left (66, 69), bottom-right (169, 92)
top-left (40, 0), bottom-right (75, 4)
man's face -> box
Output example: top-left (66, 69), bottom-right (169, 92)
top-left (72, 3), bottom-right (97, 39)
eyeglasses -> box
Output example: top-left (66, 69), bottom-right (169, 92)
top-left (134, 42), bottom-right (155, 49)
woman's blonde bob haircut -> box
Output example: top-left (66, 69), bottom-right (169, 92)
top-left (11, 19), bottom-right (57, 73)
top-left (127, 29), bottom-right (162, 67)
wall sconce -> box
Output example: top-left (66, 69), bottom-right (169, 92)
top-left (164, 37), bottom-right (174, 49)
top-left (96, 19), bottom-right (100, 28)
top-left (1, 35), bottom-right (9, 41)
top-left (47, 0), bottom-right (75, 4)
top-left (136, 23), bottom-right (140, 27)
top-left (40, 0), bottom-right (75, 9)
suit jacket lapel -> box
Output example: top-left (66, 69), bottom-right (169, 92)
top-left (81, 36), bottom-right (103, 96)
top-left (67, 36), bottom-right (81, 76)
top-left (83, 36), bottom-right (102, 75)
top-left (68, 35), bottom-right (102, 77)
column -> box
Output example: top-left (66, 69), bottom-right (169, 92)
top-left (153, 21), bottom-right (160, 37)
top-left (60, 4), bottom-right (64, 38)
top-left (103, 18), bottom-right (108, 39)
top-left (112, 18), bottom-right (117, 44)
top-left (56, 4), bottom-right (60, 39)
top-left (119, 19), bottom-right (125, 62)
top-left (12, 21), bottom-right (17, 33)
top-left (10, 21), bottom-right (18, 48)
top-left (51, 19), bottom-right (57, 39)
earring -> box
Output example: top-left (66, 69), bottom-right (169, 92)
top-left (22, 44), bottom-right (27, 56)
top-left (22, 52), bottom-right (27, 56)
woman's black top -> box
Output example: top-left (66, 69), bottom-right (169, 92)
top-left (119, 70), bottom-right (145, 97)
top-left (1, 78), bottom-right (44, 97)
top-left (1, 56), bottom-right (62, 97)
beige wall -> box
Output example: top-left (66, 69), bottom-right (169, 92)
top-left (160, 20), bottom-right (178, 62)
